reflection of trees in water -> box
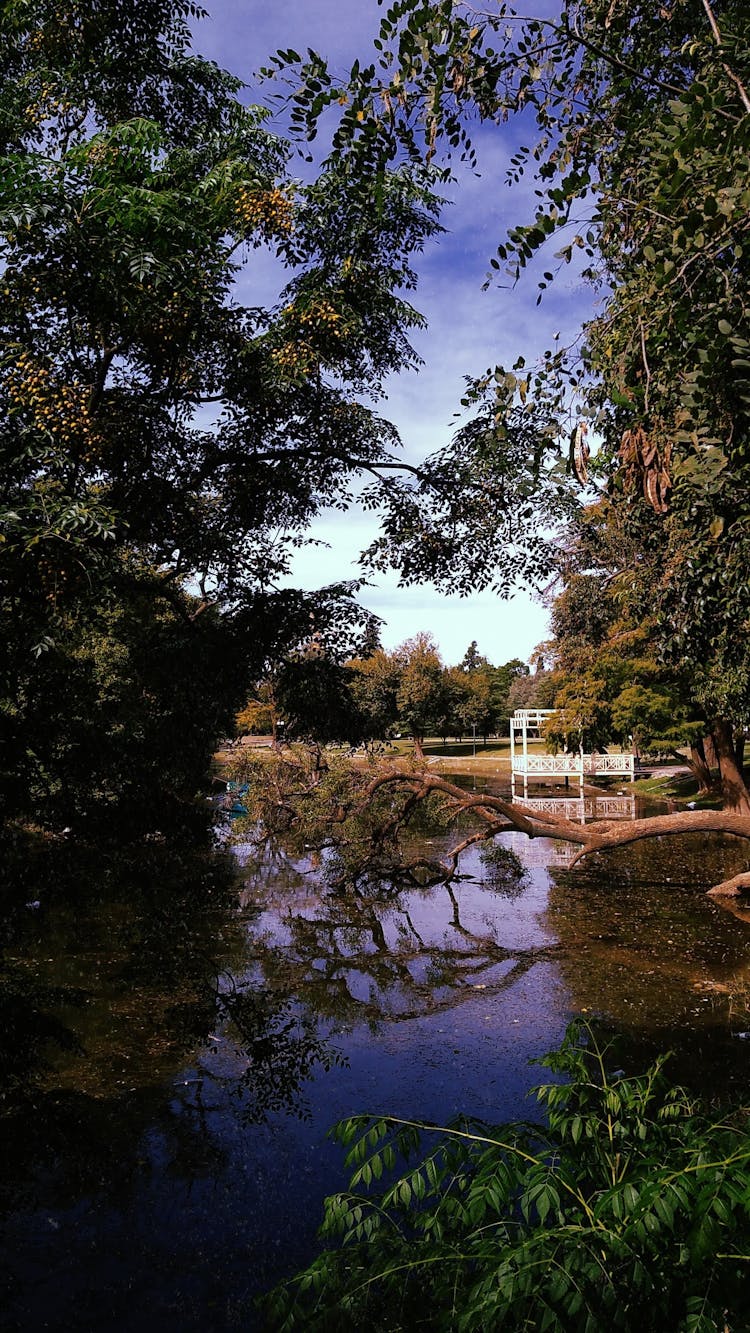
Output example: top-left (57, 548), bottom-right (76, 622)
top-left (0, 834), bottom-right (348, 1222)
top-left (542, 834), bottom-right (750, 1094)
top-left (0, 836), bottom-right (240, 1095)
top-left (239, 845), bottom-right (555, 1029)
top-left (207, 983), bottom-right (347, 1122)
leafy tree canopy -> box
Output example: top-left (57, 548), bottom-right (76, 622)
top-left (0, 0), bottom-right (457, 828)
top-left (269, 0), bottom-right (750, 805)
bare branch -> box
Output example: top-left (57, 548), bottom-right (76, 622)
top-left (700, 0), bottom-right (750, 114)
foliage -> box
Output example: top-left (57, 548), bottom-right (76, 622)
top-left (346, 648), bottom-right (402, 746)
top-left (233, 636), bottom-right (531, 757)
top-left (273, 650), bottom-right (367, 749)
top-left (228, 749), bottom-right (475, 893)
top-left (476, 841), bottom-right (528, 898)
top-left (214, 982), bottom-right (347, 1124)
top-left (360, 384), bottom-right (577, 596)
top-left (0, 0), bottom-right (453, 830)
top-left (507, 666), bottom-right (555, 713)
top-left (236, 689), bottom-right (276, 738)
top-left (541, 502), bottom-right (716, 771)
top-left (269, 0), bottom-right (750, 807)
top-left (459, 641), bottom-right (490, 675)
top-left (266, 1020), bottom-right (750, 1332)
top-left (2, 569), bottom-right (239, 832)
top-left (393, 633), bottom-right (447, 755)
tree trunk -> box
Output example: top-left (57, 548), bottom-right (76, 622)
top-left (704, 732), bottom-right (718, 771)
top-left (686, 738), bottom-right (713, 795)
top-left (735, 734), bottom-right (746, 773)
top-left (713, 719), bottom-right (750, 814)
top-left (707, 871), bottom-right (750, 897)
top-left (413, 735), bottom-right (425, 760)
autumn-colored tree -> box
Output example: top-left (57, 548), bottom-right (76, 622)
top-left (236, 685), bottom-right (277, 742)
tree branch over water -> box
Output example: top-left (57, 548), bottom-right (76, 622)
top-left (231, 753), bottom-right (750, 897)
top-left (363, 770), bottom-right (750, 873)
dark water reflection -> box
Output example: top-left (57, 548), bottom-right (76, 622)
top-left (547, 831), bottom-right (750, 1089)
top-left (2, 792), bottom-right (750, 1330)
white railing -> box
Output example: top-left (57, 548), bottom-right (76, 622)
top-left (511, 709), bottom-right (556, 729)
top-left (516, 796), bottom-right (637, 821)
top-left (512, 752), bottom-right (635, 777)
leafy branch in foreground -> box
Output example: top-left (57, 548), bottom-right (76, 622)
top-left (264, 1020), bottom-right (750, 1332)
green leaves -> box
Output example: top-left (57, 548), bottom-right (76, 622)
top-left (266, 1020), bottom-right (750, 1330)
top-left (0, 0), bottom-right (456, 831)
top-left (269, 0), bottom-right (750, 769)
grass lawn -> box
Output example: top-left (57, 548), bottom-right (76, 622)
top-left (218, 735), bottom-right (658, 784)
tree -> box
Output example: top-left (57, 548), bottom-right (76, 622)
top-left (453, 643), bottom-right (499, 742)
top-left (346, 649), bottom-right (401, 747)
top-left (0, 0), bottom-right (452, 831)
top-left (488, 658), bottom-right (529, 735)
top-left (544, 502), bottom-right (723, 790)
top-left (235, 685), bottom-right (277, 741)
top-left (394, 633), bottom-right (446, 759)
top-left (3, 574), bottom-right (240, 834)
top-left (507, 666), bottom-right (556, 715)
top-left (458, 668), bottom-right (496, 743)
top-left (273, 649), bottom-right (365, 756)
top-left (241, 750), bottom-right (750, 902)
top-left (460, 640), bottom-right (489, 674)
top-left (273, 1), bottom-right (750, 819)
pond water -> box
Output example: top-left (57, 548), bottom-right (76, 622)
top-left (3, 785), bottom-right (750, 1330)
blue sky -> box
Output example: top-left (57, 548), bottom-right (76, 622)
top-left (195, 1), bottom-right (593, 668)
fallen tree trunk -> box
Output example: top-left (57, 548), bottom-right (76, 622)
top-left (706, 872), bottom-right (750, 898)
top-left (362, 769), bottom-right (750, 893)
top-left (234, 751), bottom-right (750, 899)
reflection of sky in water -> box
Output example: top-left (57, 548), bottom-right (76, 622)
top-left (4, 802), bottom-right (750, 1331)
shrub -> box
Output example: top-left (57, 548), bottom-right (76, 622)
top-left (265, 1021), bottom-right (750, 1331)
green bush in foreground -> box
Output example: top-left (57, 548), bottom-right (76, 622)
top-left (265, 1022), bottom-right (750, 1332)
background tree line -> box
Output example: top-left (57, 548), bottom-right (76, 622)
top-left (235, 634), bottom-right (532, 758)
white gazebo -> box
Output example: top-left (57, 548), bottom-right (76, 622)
top-left (510, 709), bottom-right (635, 794)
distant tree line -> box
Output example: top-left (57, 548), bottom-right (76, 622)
top-left (241, 557), bottom-right (749, 798)
top-left (235, 634), bottom-right (537, 758)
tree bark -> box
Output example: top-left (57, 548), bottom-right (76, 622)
top-left (703, 732), bottom-right (718, 771)
top-left (713, 719), bottom-right (750, 814)
top-left (686, 738), bottom-right (713, 795)
top-left (706, 871), bottom-right (750, 897)
top-left (364, 769), bottom-right (750, 860)
top-left (348, 765), bottom-right (750, 896)
top-left (413, 735), bottom-right (425, 760)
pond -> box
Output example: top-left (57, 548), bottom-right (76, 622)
top-left (3, 785), bottom-right (750, 1330)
